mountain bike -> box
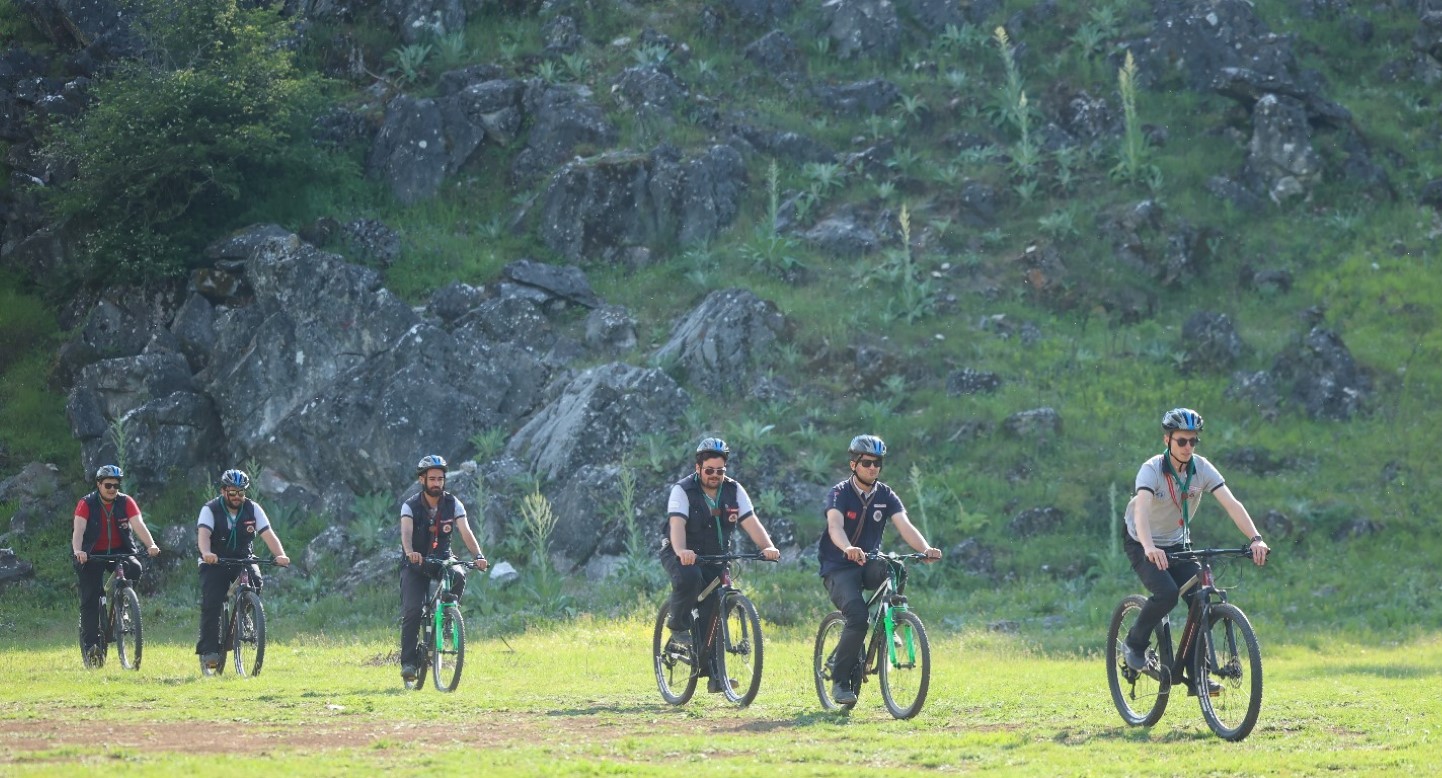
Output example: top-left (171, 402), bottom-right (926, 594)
top-left (814, 551), bottom-right (932, 719)
top-left (201, 557), bottom-right (274, 678)
top-left (652, 552), bottom-right (771, 707)
top-left (404, 555), bottom-right (469, 693)
top-left (1106, 546), bottom-right (1266, 741)
top-left (78, 553), bottom-right (144, 670)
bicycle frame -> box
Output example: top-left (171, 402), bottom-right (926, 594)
top-left (862, 553), bottom-right (923, 676)
top-left (422, 556), bottom-right (464, 652)
top-left (690, 554), bottom-right (751, 680)
top-left (1158, 548), bottom-right (1244, 683)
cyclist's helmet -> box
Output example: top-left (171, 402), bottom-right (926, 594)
top-left (1160, 408), bottom-right (1204, 432)
top-left (95, 464), bottom-right (123, 481)
top-left (219, 469), bottom-right (251, 490)
top-left (695, 437), bottom-right (730, 459)
top-left (416, 454), bottom-right (448, 475)
top-left (848, 434), bottom-right (887, 460)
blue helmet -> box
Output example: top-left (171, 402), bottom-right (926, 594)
top-left (848, 434), bottom-right (887, 459)
top-left (1161, 408), bottom-right (1204, 432)
top-left (219, 469), bottom-right (251, 490)
top-left (416, 454), bottom-right (448, 475)
top-left (695, 437), bottom-right (730, 458)
top-left (95, 465), bottom-right (123, 481)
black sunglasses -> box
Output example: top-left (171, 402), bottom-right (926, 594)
top-left (702, 467), bottom-right (727, 476)
top-left (856, 458), bottom-right (883, 468)
top-left (99, 482), bottom-right (121, 490)
top-left (1172, 436), bottom-right (1199, 448)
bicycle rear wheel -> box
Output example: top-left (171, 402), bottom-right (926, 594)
top-left (232, 591), bottom-right (266, 677)
top-left (1195, 602), bottom-right (1263, 741)
top-left (879, 610), bottom-right (931, 719)
top-left (432, 606), bottom-right (465, 692)
top-left (113, 586), bottom-right (143, 671)
top-left (1107, 594), bottom-right (1173, 726)
top-left (813, 611), bottom-right (858, 710)
top-left (652, 602), bottom-right (697, 705)
top-left (718, 593), bottom-right (764, 707)
top-left (405, 622), bottom-right (430, 691)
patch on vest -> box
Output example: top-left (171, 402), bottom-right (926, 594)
top-left (872, 509), bottom-right (884, 523)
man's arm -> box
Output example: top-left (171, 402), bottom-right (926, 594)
top-left (198, 525), bottom-right (217, 564)
top-left (456, 518), bottom-right (488, 571)
top-left (738, 514), bottom-right (780, 560)
top-left (1213, 485), bottom-right (1268, 565)
top-left (1132, 491), bottom-right (1167, 570)
top-left (826, 508), bottom-right (864, 564)
top-left (258, 527), bottom-right (290, 566)
top-left (72, 514), bottom-right (88, 563)
top-left (401, 515), bottom-right (421, 564)
top-left (128, 507), bottom-right (161, 557)
top-left (669, 515), bottom-right (696, 565)
top-left (890, 512), bottom-right (941, 561)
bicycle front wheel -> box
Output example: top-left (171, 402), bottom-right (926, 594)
top-left (1195, 602), bottom-right (1263, 741)
top-left (813, 611), bottom-right (857, 710)
top-left (718, 593), bottom-right (764, 707)
top-left (1107, 594), bottom-right (1172, 726)
top-left (232, 591), bottom-right (266, 677)
top-left (113, 586), bottom-right (143, 671)
top-left (653, 602), bottom-right (698, 705)
top-left (432, 606), bottom-right (465, 692)
top-left (879, 610), bottom-right (931, 719)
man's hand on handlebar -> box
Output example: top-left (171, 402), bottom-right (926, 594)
top-left (473, 556), bottom-right (489, 571)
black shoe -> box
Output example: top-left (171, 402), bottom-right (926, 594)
top-left (83, 644), bottom-right (103, 668)
top-left (1122, 642), bottom-right (1150, 671)
top-left (200, 652), bottom-right (221, 671)
top-left (707, 677), bottom-right (738, 694)
top-left (401, 664), bottom-right (418, 681)
top-left (1187, 678), bottom-right (1224, 697)
top-left (665, 631), bottom-right (692, 655)
top-left (831, 682), bottom-right (857, 705)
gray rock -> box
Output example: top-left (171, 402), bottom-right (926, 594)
top-left (1007, 506), bottom-right (1065, 538)
top-left (946, 368), bottom-right (1002, 396)
top-left (542, 14), bottom-right (583, 55)
top-left (0, 462), bottom-right (65, 539)
top-left (1181, 311), bottom-right (1246, 374)
top-left (1002, 407), bottom-right (1062, 439)
top-left (427, 282), bottom-right (484, 324)
top-left (512, 84), bottom-right (618, 185)
top-left (707, 0), bottom-right (799, 27)
top-left (380, 0), bottom-right (465, 44)
top-left (303, 525), bottom-right (355, 574)
top-left (501, 259), bottom-right (601, 309)
top-left (611, 65), bottom-right (688, 119)
top-left (653, 288), bottom-right (786, 397)
top-left (1244, 94), bottom-right (1322, 205)
top-left (0, 547), bottom-right (35, 587)
top-left (813, 78), bottom-right (900, 115)
top-left (488, 559), bottom-right (520, 585)
top-left (169, 293), bottom-right (216, 373)
top-left (822, 0), bottom-right (901, 60)
top-left (1271, 327), bottom-right (1371, 420)
top-left (584, 305), bottom-right (638, 355)
top-left (742, 31), bottom-right (806, 85)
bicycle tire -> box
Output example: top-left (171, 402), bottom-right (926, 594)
top-left (879, 610), bottom-right (931, 719)
top-left (432, 605), bottom-right (465, 692)
top-left (1195, 602), bottom-right (1263, 741)
top-left (1107, 594), bottom-right (1173, 726)
top-left (718, 593), bottom-right (764, 707)
top-left (653, 602), bottom-right (698, 705)
top-left (232, 591), bottom-right (266, 677)
top-left (813, 611), bottom-right (858, 710)
top-left (114, 586), bottom-right (143, 671)
top-left (405, 625), bottom-right (431, 691)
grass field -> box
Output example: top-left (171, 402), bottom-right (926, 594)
top-left (2, 615), bottom-right (1437, 776)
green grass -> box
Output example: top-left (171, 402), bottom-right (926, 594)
top-left (1, 614), bottom-right (1438, 774)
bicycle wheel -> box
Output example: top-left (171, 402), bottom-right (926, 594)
top-left (717, 593), bottom-right (764, 706)
top-left (404, 621), bottom-right (430, 691)
top-left (1107, 594), bottom-right (1173, 726)
top-left (653, 602), bottom-right (697, 705)
top-left (813, 611), bottom-right (858, 710)
top-left (1195, 602), bottom-right (1263, 741)
top-left (432, 606), bottom-right (465, 692)
top-left (78, 616), bottom-right (104, 669)
top-left (232, 591), bottom-right (266, 677)
top-left (879, 610), bottom-right (931, 719)
top-left (113, 586), bottom-right (143, 671)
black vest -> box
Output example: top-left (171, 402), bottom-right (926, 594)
top-left (663, 475), bottom-right (742, 557)
top-left (80, 491), bottom-right (136, 553)
top-left (406, 492), bottom-right (459, 556)
top-left (206, 496), bottom-right (259, 559)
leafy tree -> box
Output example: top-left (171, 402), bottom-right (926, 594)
top-left (40, 0), bottom-right (334, 281)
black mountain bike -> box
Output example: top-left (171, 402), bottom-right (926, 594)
top-left (1107, 546), bottom-right (1266, 741)
top-left (404, 555), bottom-right (468, 693)
top-left (201, 557), bottom-right (274, 678)
top-left (78, 553), bottom-right (143, 670)
top-left (652, 552), bottom-right (770, 707)
top-left (814, 551), bottom-right (933, 719)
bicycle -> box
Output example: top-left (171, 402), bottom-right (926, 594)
top-left (403, 555), bottom-right (469, 693)
top-left (652, 552), bottom-right (771, 707)
top-left (77, 553), bottom-right (144, 670)
top-left (201, 557), bottom-right (275, 678)
top-left (814, 551), bottom-right (932, 719)
top-left (1106, 546), bottom-right (1267, 741)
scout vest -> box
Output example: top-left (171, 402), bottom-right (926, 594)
top-left (406, 492), bottom-right (459, 556)
top-left (206, 496), bottom-right (259, 559)
top-left (664, 474), bottom-right (741, 557)
top-left (81, 491), bottom-right (136, 554)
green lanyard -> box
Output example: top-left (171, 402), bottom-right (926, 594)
top-left (703, 489), bottom-right (725, 550)
top-left (1164, 455), bottom-right (1194, 536)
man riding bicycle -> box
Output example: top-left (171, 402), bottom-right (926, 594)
top-left (399, 455), bottom-right (488, 683)
top-left (72, 465), bottom-right (161, 666)
top-left (660, 437), bottom-right (781, 693)
top-left (817, 435), bottom-right (940, 705)
top-left (196, 468), bottom-right (291, 670)
top-left (1122, 408), bottom-right (1270, 695)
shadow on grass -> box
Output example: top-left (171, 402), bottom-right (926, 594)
top-left (1296, 663), bottom-right (1441, 679)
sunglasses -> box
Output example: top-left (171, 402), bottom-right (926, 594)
top-left (856, 458), bottom-right (883, 469)
top-left (223, 488), bottom-right (247, 497)
top-left (1172, 436), bottom-right (1200, 448)
top-left (99, 482), bottom-right (121, 490)
top-left (702, 467), bottom-right (727, 476)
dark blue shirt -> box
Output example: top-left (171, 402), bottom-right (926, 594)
top-left (817, 478), bottom-right (906, 577)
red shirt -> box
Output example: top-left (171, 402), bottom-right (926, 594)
top-left (75, 495), bottom-right (139, 552)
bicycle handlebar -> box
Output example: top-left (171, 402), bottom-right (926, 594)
top-left (206, 556), bottom-right (278, 567)
top-left (692, 552), bottom-right (778, 564)
top-left (1166, 546), bottom-right (1272, 561)
top-left (866, 551), bottom-right (934, 562)
top-left (83, 553), bottom-right (139, 561)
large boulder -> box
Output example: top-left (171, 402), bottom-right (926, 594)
top-left (379, 0), bottom-right (464, 44)
top-left (0, 462), bottom-right (67, 540)
top-left (1243, 93), bottom-right (1322, 204)
top-left (511, 84), bottom-right (618, 185)
top-left (822, 0), bottom-right (902, 60)
top-left (1181, 311), bottom-right (1246, 374)
top-left (506, 364), bottom-right (691, 483)
top-left (1271, 327), bottom-right (1371, 420)
top-left (652, 289), bottom-right (787, 397)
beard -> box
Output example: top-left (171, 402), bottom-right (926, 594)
top-left (425, 484), bottom-right (444, 498)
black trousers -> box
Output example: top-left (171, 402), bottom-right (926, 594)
top-left (399, 560), bottom-right (467, 667)
top-left (196, 562), bottom-right (261, 655)
top-left (75, 555), bottom-right (142, 648)
top-left (1123, 538), bottom-right (1202, 667)
top-left (822, 559), bottom-right (889, 684)
top-left (658, 548), bottom-right (723, 636)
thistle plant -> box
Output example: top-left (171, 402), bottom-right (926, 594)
top-left (993, 27), bottom-right (1039, 181)
top-left (1111, 50), bottom-right (1157, 188)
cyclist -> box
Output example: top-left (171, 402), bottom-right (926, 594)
top-left (1122, 408), bottom-right (1270, 695)
top-left (196, 468), bottom-right (291, 670)
top-left (817, 434), bottom-right (941, 705)
top-left (399, 455), bottom-right (488, 683)
top-left (72, 465), bottom-right (161, 666)
top-left (660, 437), bottom-right (781, 693)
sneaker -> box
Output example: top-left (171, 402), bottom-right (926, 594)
top-left (84, 644), bottom-right (103, 668)
top-left (1187, 678), bottom-right (1224, 697)
top-left (200, 652), bottom-right (221, 670)
top-left (707, 677), bottom-right (738, 694)
top-left (831, 682), bottom-right (858, 705)
top-left (665, 631), bottom-right (692, 655)
top-left (1122, 642), bottom-right (1150, 671)
top-left (401, 664), bottom-right (418, 681)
